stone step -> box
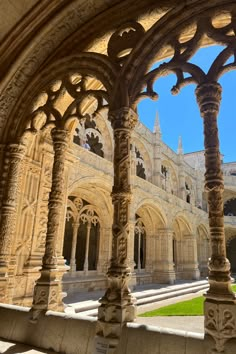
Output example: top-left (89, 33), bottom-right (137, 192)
top-left (67, 280), bottom-right (209, 317)
top-left (134, 280), bottom-right (208, 300)
top-left (136, 283), bottom-right (208, 305)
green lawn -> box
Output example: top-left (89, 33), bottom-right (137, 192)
top-left (139, 284), bottom-right (236, 317)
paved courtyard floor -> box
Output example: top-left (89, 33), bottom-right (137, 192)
top-left (0, 339), bottom-right (58, 353)
top-left (136, 316), bottom-right (204, 333)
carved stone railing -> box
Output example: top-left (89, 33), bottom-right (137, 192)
top-left (224, 216), bottom-right (236, 226)
top-left (224, 175), bottom-right (236, 188)
top-left (72, 144), bottom-right (113, 175)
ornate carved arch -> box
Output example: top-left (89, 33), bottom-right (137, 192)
top-left (135, 200), bottom-right (167, 229)
top-left (132, 136), bottom-right (152, 180)
top-left (173, 213), bottom-right (193, 236)
top-left (4, 53), bottom-right (119, 142)
top-left (119, 1), bottom-right (236, 107)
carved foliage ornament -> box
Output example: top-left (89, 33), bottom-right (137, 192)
top-left (130, 9), bottom-right (236, 107)
top-left (205, 302), bottom-right (236, 352)
top-left (107, 21), bottom-right (145, 65)
top-left (28, 73), bottom-right (109, 132)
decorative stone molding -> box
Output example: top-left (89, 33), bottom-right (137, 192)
top-left (205, 300), bottom-right (236, 353)
top-left (196, 82), bottom-right (234, 301)
top-left (31, 128), bottom-right (70, 318)
top-left (96, 108), bottom-right (138, 351)
top-left (0, 142), bottom-right (27, 302)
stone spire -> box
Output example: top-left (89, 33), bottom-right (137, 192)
top-left (177, 135), bottom-right (183, 155)
top-left (153, 111), bottom-right (161, 137)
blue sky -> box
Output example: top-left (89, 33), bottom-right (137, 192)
top-left (138, 46), bottom-right (236, 163)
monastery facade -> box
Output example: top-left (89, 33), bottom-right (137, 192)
top-left (2, 1), bottom-right (236, 353)
top-left (10, 108), bottom-right (236, 305)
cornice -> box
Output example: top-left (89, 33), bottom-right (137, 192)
top-left (0, 0), bottom-right (67, 81)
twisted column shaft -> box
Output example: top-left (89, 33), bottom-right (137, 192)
top-left (96, 108), bottom-right (137, 352)
top-left (0, 143), bottom-right (27, 302)
top-left (196, 82), bottom-right (234, 300)
top-left (31, 128), bottom-right (69, 316)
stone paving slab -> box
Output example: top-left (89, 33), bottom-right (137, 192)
top-left (0, 339), bottom-right (59, 354)
top-left (136, 316), bottom-right (204, 333)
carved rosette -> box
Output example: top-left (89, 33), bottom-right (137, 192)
top-left (205, 301), bottom-right (236, 353)
top-left (195, 82), bottom-right (234, 300)
top-left (97, 108), bottom-right (137, 345)
top-left (0, 143), bottom-right (27, 276)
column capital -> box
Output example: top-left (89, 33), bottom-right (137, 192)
top-left (157, 228), bottom-right (174, 237)
top-left (6, 143), bottom-right (27, 159)
top-left (195, 82), bottom-right (222, 116)
top-left (109, 107), bottom-right (138, 130)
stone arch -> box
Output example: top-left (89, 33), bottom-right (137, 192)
top-left (185, 175), bottom-right (194, 204)
top-left (224, 197), bottom-right (236, 216)
top-left (135, 201), bottom-right (167, 276)
top-left (161, 159), bottom-right (178, 195)
top-left (226, 235), bottom-right (236, 274)
top-left (64, 179), bottom-right (112, 283)
top-left (119, 2), bottom-right (235, 107)
top-left (135, 199), bottom-right (167, 229)
top-left (134, 217), bottom-right (146, 272)
top-left (172, 214), bottom-right (198, 279)
top-left (197, 224), bottom-right (210, 277)
top-left (4, 52), bottom-right (119, 144)
top-left (132, 136), bottom-right (152, 181)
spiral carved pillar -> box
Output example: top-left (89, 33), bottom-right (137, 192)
top-left (96, 108), bottom-right (137, 353)
top-left (31, 128), bottom-right (69, 318)
top-left (196, 82), bottom-right (236, 352)
top-left (70, 222), bottom-right (79, 273)
top-left (0, 143), bottom-right (27, 302)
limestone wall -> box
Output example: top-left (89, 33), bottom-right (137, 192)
top-left (1, 304), bottom-right (235, 354)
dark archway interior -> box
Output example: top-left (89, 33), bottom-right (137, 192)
top-left (224, 199), bottom-right (236, 216)
top-left (227, 238), bottom-right (236, 273)
top-left (63, 220), bottom-right (73, 265)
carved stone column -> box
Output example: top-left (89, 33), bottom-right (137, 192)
top-left (153, 112), bottom-right (162, 187)
top-left (196, 82), bottom-right (236, 352)
top-left (153, 228), bottom-right (175, 284)
top-left (83, 223), bottom-right (91, 275)
top-left (182, 234), bottom-right (200, 280)
top-left (31, 128), bottom-right (69, 318)
top-left (96, 108), bottom-right (137, 352)
top-left (0, 143), bottom-right (27, 302)
top-left (70, 222), bottom-right (79, 273)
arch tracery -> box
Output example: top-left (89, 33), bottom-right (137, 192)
top-left (1, 2), bottom-right (236, 351)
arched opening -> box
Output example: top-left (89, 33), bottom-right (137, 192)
top-left (172, 233), bottom-right (178, 266)
top-left (63, 215), bottom-right (73, 266)
top-left (224, 198), bottom-right (236, 216)
top-left (134, 216), bottom-right (146, 271)
top-left (63, 198), bottom-right (100, 274)
top-left (172, 216), bottom-right (198, 280)
top-left (197, 225), bottom-right (210, 277)
top-left (227, 237), bottom-right (236, 274)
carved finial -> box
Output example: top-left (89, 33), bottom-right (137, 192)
top-left (195, 157), bottom-right (200, 171)
top-left (153, 111), bottom-right (161, 135)
top-left (177, 136), bottom-right (183, 154)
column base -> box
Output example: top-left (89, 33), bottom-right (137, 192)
top-left (0, 277), bottom-right (9, 303)
top-left (69, 264), bottom-right (76, 272)
top-left (153, 270), bottom-right (176, 284)
top-left (95, 303), bottom-right (136, 353)
top-left (30, 268), bottom-right (65, 321)
top-left (182, 265), bottom-right (200, 280)
top-left (204, 298), bottom-right (236, 353)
